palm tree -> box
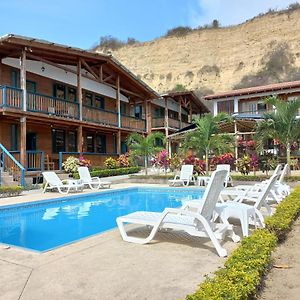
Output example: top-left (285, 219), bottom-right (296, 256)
top-left (182, 113), bottom-right (234, 174)
top-left (256, 96), bottom-right (300, 165)
top-left (126, 132), bottom-right (165, 175)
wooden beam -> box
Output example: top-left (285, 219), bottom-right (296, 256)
top-left (179, 97), bottom-right (182, 128)
top-left (117, 130), bottom-right (121, 155)
top-left (116, 75), bottom-right (121, 128)
top-left (77, 59), bottom-right (82, 121)
top-left (103, 74), bottom-right (114, 83)
top-left (80, 58), bottom-right (100, 81)
top-left (99, 65), bottom-right (103, 82)
top-left (189, 101), bottom-right (193, 122)
top-left (104, 81), bottom-right (142, 98)
top-left (164, 97), bottom-right (169, 137)
top-left (20, 49), bottom-right (27, 111)
top-left (20, 116), bottom-right (26, 167)
top-left (77, 125), bottom-right (83, 153)
top-left (146, 100), bottom-right (152, 133)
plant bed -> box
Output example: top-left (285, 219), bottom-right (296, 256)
top-left (73, 166), bottom-right (141, 179)
top-left (187, 185), bottom-right (300, 300)
top-left (232, 175), bottom-right (300, 182)
top-left (0, 186), bottom-right (23, 198)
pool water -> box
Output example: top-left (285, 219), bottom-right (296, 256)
top-left (0, 187), bottom-right (204, 251)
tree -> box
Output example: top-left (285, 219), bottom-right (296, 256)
top-left (256, 96), bottom-right (300, 165)
top-left (182, 113), bottom-right (234, 174)
top-left (126, 132), bottom-right (165, 175)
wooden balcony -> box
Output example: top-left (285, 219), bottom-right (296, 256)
top-left (152, 117), bottom-right (190, 130)
top-left (0, 86), bottom-right (146, 132)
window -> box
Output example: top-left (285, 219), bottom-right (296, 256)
top-left (217, 100), bottom-right (234, 114)
top-left (94, 95), bottom-right (105, 109)
top-left (257, 102), bottom-right (267, 112)
top-left (182, 114), bottom-right (188, 122)
top-left (155, 107), bottom-right (164, 118)
top-left (52, 129), bottom-right (65, 153)
top-left (27, 81), bottom-right (37, 93)
top-left (95, 135), bottom-right (106, 153)
top-left (121, 102), bottom-right (127, 114)
top-left (134, 105), bottom-right (142, 119)
top-left (83, 92), bottom-right (93, 106)
top-left (11, 70), bottom-right (19, 88)
top-left (155, 138), bottom-right (164, 147)
top-left (68, 131), bottom-right (77, 152)
top-left (86, 135), bottom-right (94, 152)
top-left (53, 84), bottom-right (66, 99)
top-left (68, 87), bottom-right (77, 102)
top-left (11, 124), bottom-right (18, 151)
top-left (168, 110), bottom-right (178, 119)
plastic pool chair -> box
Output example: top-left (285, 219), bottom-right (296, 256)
top-left (168, 164), bottom-right (195, 187)
top-left (117, 170), bottom-right (240, 257)
top-left (197, 164), bottom-right (232, 187)
top-left (78, 166), bottom-right (111, 190)
top-left (215, 174), bottom-right (279, 237)
top-left (42, 171), bottom-right (84, 194)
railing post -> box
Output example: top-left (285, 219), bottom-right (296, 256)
top-left (3, 86), bottom-right (7, 107)
top-left (41, 151), bottom-right (45, 171)
top-left (21, 169), bottom-right (25, 188)
top-left (59, 152), bottom-right (63, 171)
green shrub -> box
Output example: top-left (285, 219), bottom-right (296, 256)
top-left (265, 186), bottom-right (300, 240)
top-left (73, 166), bottom-right (140, 179)
top-left (187, 185), bottom-right (300, 300)
top-left (0, 186), bottom-right (23, 198)
top-left (232, 175), bottom-right (300, 182)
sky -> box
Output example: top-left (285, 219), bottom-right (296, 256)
top-left (0, 0), bottom-right (297, 49)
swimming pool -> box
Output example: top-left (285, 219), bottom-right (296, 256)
top-left (0, 187), bottom-right (204, 252)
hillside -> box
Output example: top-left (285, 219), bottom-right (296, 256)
top-left (95, 8), bottom-right (300, 98)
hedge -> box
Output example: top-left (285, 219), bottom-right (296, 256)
top-left (0, 186), bottom-right (23, 198)
top-left (73, 166), bottom-right (141, 179)
top-left (187, 185), bottom-right (300, 300)
top-left (232, 175), bottom-right (300, 182)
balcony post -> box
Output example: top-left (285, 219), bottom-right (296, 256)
top-left (117, 130), bottom-right (121, 155)
top-left (116, 75), bottom-right (121, 128)
top-left (77, 125), bottom-right (83, 153)
top-left (77, 59), bottom-right (82, 121)
top-left (20, 116), bottom-right (26, 168)
top-left (146, 100), bottom-right (152, 133)
top-left (20, 49), bottom-right (27, 111)
top-left (164, 97), bottom-right (169, 138)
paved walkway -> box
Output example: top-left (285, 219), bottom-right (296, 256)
top-left (259, 217), bottom-right (300, 300)
top-left (0, 183), bottom-right (239, 300)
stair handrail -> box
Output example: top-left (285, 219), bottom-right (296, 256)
top-left (0, 143), bottom-right (25, 187)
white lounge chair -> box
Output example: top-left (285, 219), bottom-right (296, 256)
top-left (168, 164), bottom-right (195, 186)
top-left (197, 164), bottom-right (232, 187)
top-left (42, 171), bottom-right (84, 194)
top-left (78, 166), bottom-right (111, 190)
top-left (215, 174), bottom-right (279, 237)
top-left (117, 170), bottom-right (240, 257)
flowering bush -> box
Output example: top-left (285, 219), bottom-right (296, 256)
top-left (259, 152), bottom-right (278, 175)
top-left (117, 154), bottom-right (130, 167)
top-left (210, 153), bottom-right (235, 167)
top-left (79, 156), bottom-right (91, 168)
top-left (250, 154), bottom-right (259, 171)
top-left (151, 149), bottom-right (170, 172)
top-left (104, 157), bottom-right (119, 169)
top-left (183, 155), bottom-right (205, 175)
top-left (169, 154), bottom-right (182, 171)
top-left (236, 154), bottom-right (251, 175)
top-left (62, 156), bottom-right (80, 173)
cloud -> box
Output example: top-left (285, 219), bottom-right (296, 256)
top-left (189, 0), bottom-right (296, 27)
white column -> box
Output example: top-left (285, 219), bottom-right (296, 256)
top-left (234, 97), bottom-right (239, 113)
top-left (213, 100), bottom-right (218, 116)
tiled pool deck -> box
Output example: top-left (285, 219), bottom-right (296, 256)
top-left (0, 183), bottom-right (239, 300)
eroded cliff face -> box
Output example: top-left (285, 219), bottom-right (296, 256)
top-left (96, 9), bottom-right (300, 96)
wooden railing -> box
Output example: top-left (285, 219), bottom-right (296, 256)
top-left (168, 118), bottom-right (180, 129)
top-left (0, 86), bottom-right (23, 109)
top-left (0, 144), bottom-right (25, 187)
top-left (121, 114), bottom-right (146, 132)
top-left (151, 117), bottom-right (190, 129)
top-left (58, 152), bottom-right (118, 170)
top-left (152, 117), bottom-right (165, 128)
top-left (10, 150), bottom-right (45, 171)
top-left (82, 106), bottom-right (118, 126)
top-left (27, 92), bottom-right (79, 119)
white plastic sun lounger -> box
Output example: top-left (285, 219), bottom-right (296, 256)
top-left (117, 170), bottom-right (240, 257)
top-left (42, 171), bottom-right (84, 194)
top-left (215, 174), bottom-right (279, 237)
top-left (78, 166), bottom-right (111, 190)
top-left (168, 164), bottom-right (195, 186)
top-left (197, 164), bottom-right (233, 187)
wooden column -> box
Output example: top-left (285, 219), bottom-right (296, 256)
top-left (20, 116), bottom-right (26, 167)
top-left (146, 100), bottom-right (152, 133)
top-left (77, 125), bottom-right (83, 153)
top-left (117, 130), bottom-right (121, 155)
top-left (116, 75), bottom-right (121, 128)
top-left (179, 97), bottom-right (182, 128)
top-left (20, 49), bottom-right (27, 111)
top-left (164, 97), bottom-right (169, 138)
top-left (189, 102), bottom-right (193, 123)
top-left (77, 59), bottom-right (82, 121)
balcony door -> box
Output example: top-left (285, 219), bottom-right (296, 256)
top-left (26, 133), bottom-right (37, 151)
